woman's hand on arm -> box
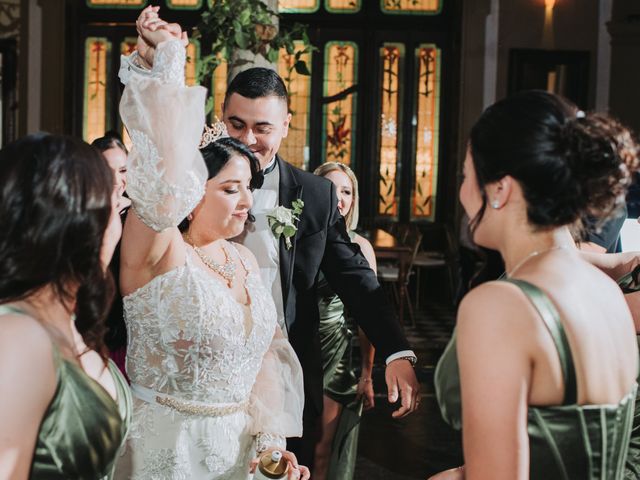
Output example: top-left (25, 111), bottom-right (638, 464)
top-left (354, 234), bottom-right (377, 409)
top-left (356, 327), bottom-right (375, 410)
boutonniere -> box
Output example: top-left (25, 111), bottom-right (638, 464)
top-left (267, 199), bottom-right (304, 250)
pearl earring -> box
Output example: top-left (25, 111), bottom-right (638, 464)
top-left (491, 200), bottom-right (500, 209)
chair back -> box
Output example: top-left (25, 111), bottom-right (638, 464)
top-left (401, 226), bottom-right (423, 284)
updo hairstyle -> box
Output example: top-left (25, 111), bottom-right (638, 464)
top-left (468, 90), bottom-right (640, 232)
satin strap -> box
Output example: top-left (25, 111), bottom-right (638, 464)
top-left (500, 278), bottom-right (578, 405)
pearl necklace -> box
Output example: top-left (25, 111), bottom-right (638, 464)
top-left (183, 232), bottom-right (236, 287)
top-left (507, 245), bottom-right (568, 278)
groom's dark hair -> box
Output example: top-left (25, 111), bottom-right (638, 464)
top-left (224, 67), bottom-right (288, 108)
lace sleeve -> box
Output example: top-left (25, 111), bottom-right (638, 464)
top-left (249, 326), bottom-right (304, 451)
top-left (119, 39), bottom-right (208, 232)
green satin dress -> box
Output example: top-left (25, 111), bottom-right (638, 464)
top-left (434, 279), bottom-right (637, 479)
top-left (0, 306), bottom-right (132, 479)
top-left (317, 234), bottom-right (363, 480)
top-left (618, 266), bottom-right (640, 479)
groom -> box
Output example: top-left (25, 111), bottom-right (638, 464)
top-left (222, 67), bottom-right (419, 465)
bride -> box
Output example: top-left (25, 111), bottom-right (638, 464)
top-left (114, 7), bottom-right (307, 479)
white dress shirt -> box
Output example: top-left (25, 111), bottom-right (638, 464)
top-left (242, 158), bottom-right (287, 335)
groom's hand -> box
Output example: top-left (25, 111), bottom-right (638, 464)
top-left (385, 359), bottom-right (420, 418)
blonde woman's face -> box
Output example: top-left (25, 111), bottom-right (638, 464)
top-left (324, 169), bottom-right (354, 218)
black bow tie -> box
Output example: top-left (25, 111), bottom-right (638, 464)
top-left (262, 160), bottom-right (277, 176)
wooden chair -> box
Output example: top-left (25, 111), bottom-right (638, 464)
top-left (413, 224), bottom-right (458, 309)
top-left (377, 226), bottom-right (423, 326)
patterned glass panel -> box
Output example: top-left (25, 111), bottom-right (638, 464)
top-left (120, 37), bottom-right (137, 56)
top-left (185, 40), bottom-right (200, 86)
top-left (326, 0), bottom-right (361, 13)
top-left (377, 44), bottom-right (403, 217)
top-left (120, 38), bottom-right (137, 150)
top-left (278, 41), bottom-right (311, 170)
top-left (279, 0), bottom-right (320, 13)
top-left (211, 51), bottom-right (228, 122)
top-left (167, 0), bottom-right (201, 8)
top-left (83, 37), bottom-right (111, 143)
top-left (412, 44), bottom-right (441, 220)
top-left (87, 0), bottom-right (145, 7)
top-left (381, 0), bottom-right (441, 14)
top-left (322, 41), bottom-right (358, 166)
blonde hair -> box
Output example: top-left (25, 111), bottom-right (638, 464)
top-left (313, 162), bottom-right (359, 231)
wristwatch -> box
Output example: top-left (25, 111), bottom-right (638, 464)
top-left (397, 355), bottom-right (417, 366)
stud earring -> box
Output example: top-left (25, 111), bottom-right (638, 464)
top-left (187, 213), bottom-right (193, 221)
top-left (491, 200), bottom-right (500, 209)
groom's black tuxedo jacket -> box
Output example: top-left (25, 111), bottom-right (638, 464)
top-left (275, 156), bottom-right (410, 414)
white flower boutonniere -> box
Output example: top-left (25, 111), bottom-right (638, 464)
top-left (267, 199), bottom-right (304, 250)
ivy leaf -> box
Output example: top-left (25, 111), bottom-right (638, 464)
top-left (238, 9), bottom-right (251, 25)
top-left (205, 96), bottom-right (214, 115)
top-left (294, 60), bottom-right (311, 76)
top-left (234, 30), bottom-right (249, 50)
top-left (266, 47), bottom-right (279, 63)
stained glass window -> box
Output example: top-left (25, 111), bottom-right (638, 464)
top-left (279, 0), bottom-right (319, 13)
top-left (167, 0), bottom-right (201, 8)
top-left (120, 38), bottom-right (137, 150)
top-left (322, 41), bottom-right (358, 166)
top-left (185, 40), bottom-right (200, 86)
top-left (83, 37), bottom-right (111, 143)
top-left (278, 41), bottom-right (311, 170)
top-left (381, 0), bottom-right (441, 14)
top-left (326, 0), bottom-right (361, 13)
top-left (412, 44), bottom-right (441, 220)
top-left (87, 0), bottom-right (145, 7)
top-left (210, 51), bottom-right (228, 122)
top-left (377, 44), bottom-right (403, 217)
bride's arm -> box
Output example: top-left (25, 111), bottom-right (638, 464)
top-left (249, 325), bottom-right (304, 451)
top-left (235, 245), bottom-right (304, 449)
top-left (118, 12), bottom-right (208, 295)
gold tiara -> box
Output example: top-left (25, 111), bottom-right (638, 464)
top-left (199, 118), bottom-right (229, 149)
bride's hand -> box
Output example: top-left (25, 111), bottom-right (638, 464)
top-left (249, 449), bottom-right (310, 480)
top-left (135, 6), bottom-right (188, 67)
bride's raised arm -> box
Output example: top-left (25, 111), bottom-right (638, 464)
top-left (119, 8), bottom-right (207, 294)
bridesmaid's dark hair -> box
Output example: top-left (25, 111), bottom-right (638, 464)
top-left (179, 136), bottom-right (262, 231)
top-left (468, 90), bottom-right (639, 234)
top-left (0, 134), bottom-right (115, 360)
top-left (91, 130), bottom-right (128, 154)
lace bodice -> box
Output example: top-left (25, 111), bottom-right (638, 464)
top-left (124, 248), bottom-right (275, 404)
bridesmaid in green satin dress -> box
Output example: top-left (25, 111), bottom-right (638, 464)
top-left (0, 135), bottom-right (131, 479)
top-left (577, 248), bottom-right (640, 479)
top-left (313, 162), bottom-right (377, 480)
top-left (430, 91), bottom-right (640, 480)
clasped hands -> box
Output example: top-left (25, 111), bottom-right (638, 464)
top-left (135, 5), bottom-right (188, 69)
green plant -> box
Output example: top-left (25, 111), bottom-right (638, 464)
top-left (193, 0), bottom-right (315, 85)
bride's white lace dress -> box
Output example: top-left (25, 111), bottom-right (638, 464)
top-left (113, 39), bottom-right (304, 479)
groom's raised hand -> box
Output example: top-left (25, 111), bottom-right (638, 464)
top-left (385, 358), bottom-right (420, 418)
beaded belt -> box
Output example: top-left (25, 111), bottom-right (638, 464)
top-left (131, 383), bottom-right (248, 417)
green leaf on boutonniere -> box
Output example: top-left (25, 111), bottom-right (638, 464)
top-left (267, 201), bottom-right (304, 250)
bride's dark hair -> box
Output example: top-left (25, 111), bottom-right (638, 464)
top-left (179, 136), bottom-right (262, 231)
top-left (0, 134), bottom-right (115, 360)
